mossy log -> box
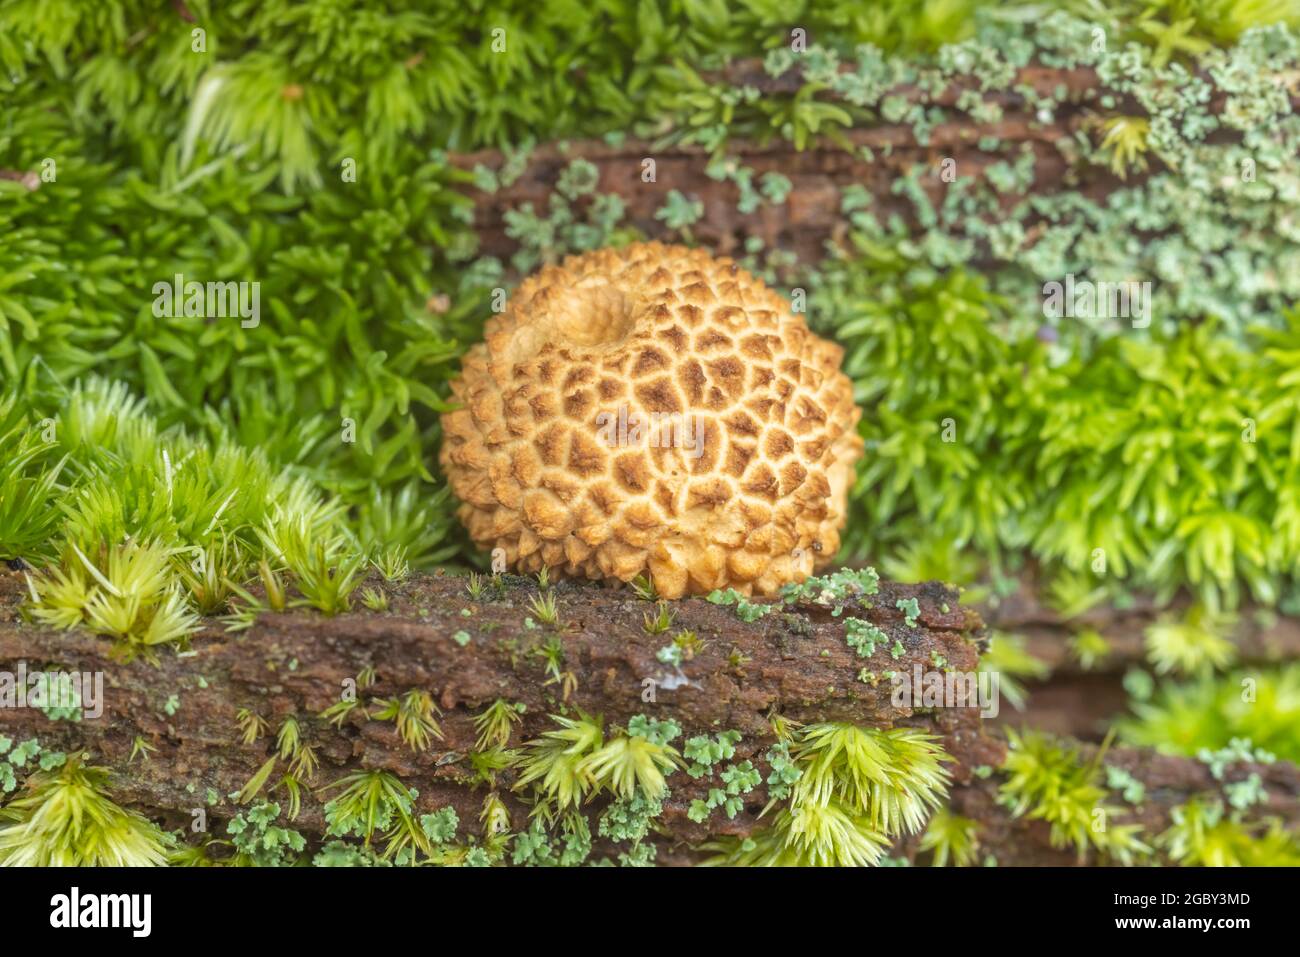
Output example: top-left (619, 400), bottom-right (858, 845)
top-left (990, 583), bottom-right (1300, 674)
top-left (4, 567), bottom-right (1290, 865)
top-left (451, 62), bottom-right (1294, 269)
top-left (0, 568), bottom-right (1000, 861)
top-left (982, 578), bottom-right (1300, 739)
top-left (453, 125), bottom-right (1093, 268)
top-left (930, 744), bottom-right (1300, 867)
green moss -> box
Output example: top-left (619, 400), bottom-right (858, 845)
top-left (978, 633), bottom-right (1049, 711)
top-left (1119, 664), bottom-right (1300, 762)
top-left (683, 731), bottom-right (760, 823)
top-left (0, 753), bottom-right (171, 866)
top-left (999, 730), bottom-right (1149, 864)
top-left (6, 0), bottom-right (1300, 869)
top-left (579, 716), bottom-right (682, 801)
top-left (780, 567), bottom-right (880, 615)
top-left (706, 724), bottom-right (949, 866)
top-left (918, 807), bottom-right (981, 867)
top-left (1144, 604), bottom-right (1237, 676)
top-left (763, 742), bottom-right (803, 801)
top-left (372, 690), bottom-right (444, 753)
top-left (511, 813), bottom-right (591, 867)
top-left (320, 769), bottom-right (429, 859)
top-left (1160, 796), bottom-right (1300, 866)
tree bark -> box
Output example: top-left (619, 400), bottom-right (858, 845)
top-left (451, 124), bottom-right (1097, 268)
top-left (0, 568), bottom-right (998, 860)
top-left (980, 575), bottom-right (1300, 740)
top-left (989, 580), bottom-right (1300, 674)
top-left (448, 61), bottom-right (1287, 272)
top-left (931, 744), bottom-right (1300, 867)
top-left (4, 567), bottom-right (1293, 864)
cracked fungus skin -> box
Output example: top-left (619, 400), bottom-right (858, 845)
top-left (440, 242), bottom-right (864, 598)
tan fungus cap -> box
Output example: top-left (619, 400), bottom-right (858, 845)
top-left (439, 242), bottom-right (863, 598)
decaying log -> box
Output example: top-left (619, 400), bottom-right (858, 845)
top-left (980, 575), bottom-right (1300, 739)
top-left (447, 65), bottom-right (1120, 268)
top-left (4, 565), bottom-right (1294, 865)
top-left (0, 568), bottom-right (999, 861)
top-left (930, 744), bottom-right (1300, 867)
top-left (448, 60), bottom-right (1291, 271)
top-left (451, 125), bottom-right (1100, 268)
top-left (989, 581), bottom-right (1300, 675)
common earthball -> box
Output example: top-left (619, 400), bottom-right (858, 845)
top-left (439, 242), bottom-right (863, 598)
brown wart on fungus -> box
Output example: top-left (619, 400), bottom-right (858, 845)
top-left (440, 242), bottom-right (863, 598)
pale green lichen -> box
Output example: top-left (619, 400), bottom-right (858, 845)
top-left (846, 618), bottom-right (888, 657)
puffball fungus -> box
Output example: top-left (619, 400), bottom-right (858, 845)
top-left (440, 242), bottom-right (863, 598)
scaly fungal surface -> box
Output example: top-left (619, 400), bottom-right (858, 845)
top-left (440, 242), bottom-right (863, 597)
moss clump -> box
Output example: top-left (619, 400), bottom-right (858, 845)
top-left (1119, 664), bottom-right (1300, 762)
top-left (1160, 796), bottom-right (1300, 866)
top-left (0, 753), bottom-right (171, 867)
top-left (918, 807), bottom-right (981, 867)
top-left (705, 724), bottom-right (950, 866)
top-left (999, 730), bottom-right (1149, 864)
